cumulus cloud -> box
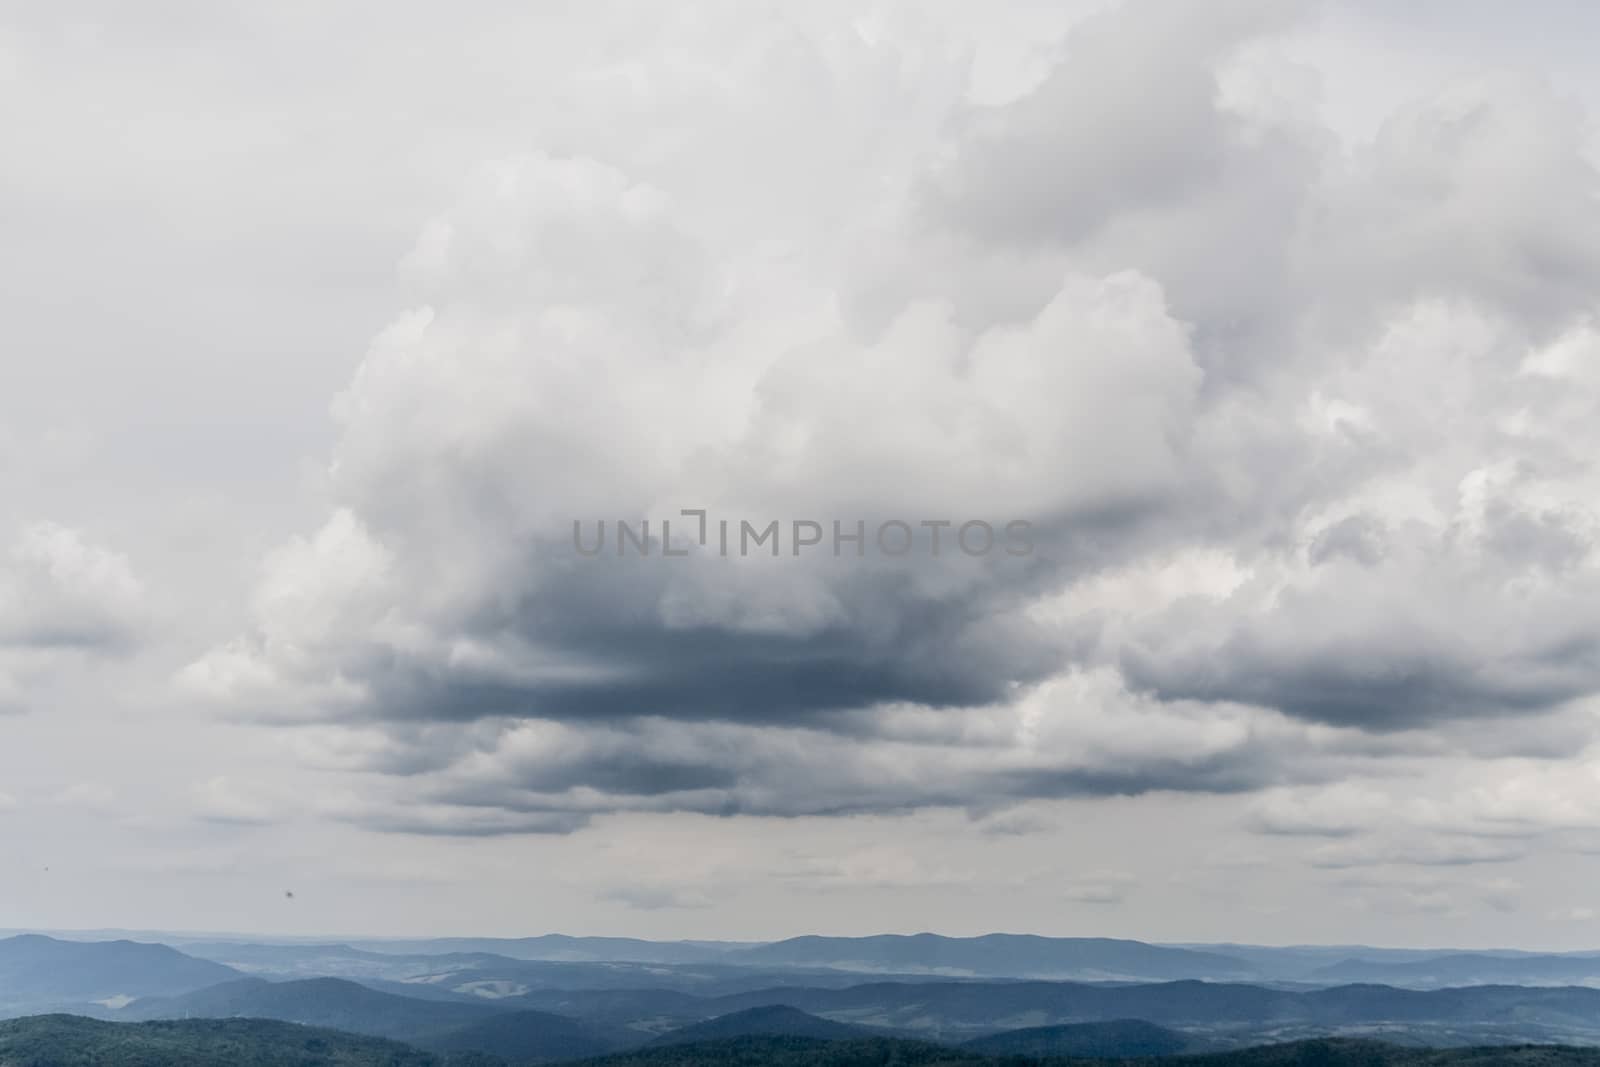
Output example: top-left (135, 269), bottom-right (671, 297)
top-left (0, 522), bottom-right (147, 713)
top-left (183, 242), bottom-right (1204, 729)
top-left (1116, 305), bottom-right (1600, 730)
top-left (0, 522), bottom-right (145, 651)
top-left (180, 0), bottom-right (1600, 837)
top-left (1245, 783), bottom-right (1394, 838)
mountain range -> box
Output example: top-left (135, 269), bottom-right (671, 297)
top-left (12, 931), bottom-right (1600, 1063)
top-left (20, 930), bottom-right (1600, 989)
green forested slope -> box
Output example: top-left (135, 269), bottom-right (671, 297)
top-left (0, 1014), bottom-right (498, 1067)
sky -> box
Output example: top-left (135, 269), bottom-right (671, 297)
top-left (5, 0), bottom-right (1600, 949)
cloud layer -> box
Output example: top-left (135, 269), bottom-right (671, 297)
top-left (166, 0), bottom-right (1600, 852)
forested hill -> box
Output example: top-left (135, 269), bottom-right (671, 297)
top-left (10, 1016), bottom-right (1600, 1067)
top-left (569, 1034), bottom-right (1600, 1067)
top-left (0, 1014), bottom-right (497, 1066)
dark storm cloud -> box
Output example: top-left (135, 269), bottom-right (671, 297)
top-left (351, 542), bottom-right (1072, 728)
top-left (1125, 646), bottom-right (1590, 731)
top-left (344, 805), bottom-right (592, 837)
top-left (326, 684), bottom-right (1339, 836)
top-left (1116, 508), bottom-right (1600, 730)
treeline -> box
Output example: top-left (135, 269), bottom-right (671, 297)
top-left (7, 1017), bottom-right (1600, 1067)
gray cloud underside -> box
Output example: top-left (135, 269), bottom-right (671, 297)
top-left (173, 0), bottom-right (1600, 833)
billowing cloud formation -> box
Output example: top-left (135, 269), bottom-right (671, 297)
top-left (1115, 308), bottom-right (1600, 729)
top-left (186, 0), bottom-right (1600, 835)
top-left (0, 522), bottom-right (144, 651)
top-left (0, 522), bottom-right (146, 713)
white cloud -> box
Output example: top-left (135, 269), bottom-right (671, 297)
top-left (163, 0), bottom-right (1600, 848)
top-left (1246, 784), bottom-right (1394, 838)
top-left (0, 523), bottom-right (148, 715)
top-left (0, 522), bottom-right (145, 651)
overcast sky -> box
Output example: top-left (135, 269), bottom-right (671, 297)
top-left (6, 0), bottom-right (1600, 949)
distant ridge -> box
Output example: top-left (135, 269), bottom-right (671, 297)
top-left (727, 933), bottom-right (1259, 979)
top-left (129, 976), bottom-right (504, 1042)
top-left (1313, 953), bottom-right (1600, 987)
top-left (696, 976), bottom-right (1600, 1043)
top-left (107, 972), bottom-right (1600, 1049)
top-left (352, 935), bottom-right (752, 965)
top-left (0, 935), bottom-right (240, 1014)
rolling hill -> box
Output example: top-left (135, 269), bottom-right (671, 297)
top-left (101, 970), bottom-right (1600, 1050)
top-left (0, 936), bottom-right (241, 1016)
top-left (421, 1008), bottom-right (625, 1062)
top-left (0, 1014), bottom-right (482, 1066)
top-left (961, 1019), bottom-right (1202, 1057)
top-left (127, 976), bottom-right (506, 1041)
top-left (8, 1013), bottom-right (1600, 1067)
top-left (650, 1006), bottom-right (881, 1046)
top-left (176, 941), bottom-right (955, 998)
top-left (704, 976), bottom-right (1600, 1029)
top-left (561, 1034), bottom-right (1600, 1067)
top-left (1173, 1039), bottom-right (1600, 1066)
